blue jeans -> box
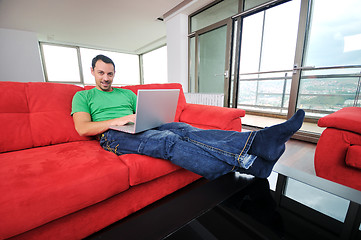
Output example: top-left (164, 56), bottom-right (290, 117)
top-left (99, 122), bottom-right (257, 180)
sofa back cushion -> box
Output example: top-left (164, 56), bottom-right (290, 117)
top-left (0, 82), bottom-right (90, 153)
top-left (0, 82), bottom-right (34, 152)
top-left (318, 107), bottom-right (361, 134)
top-left (85, 83), bottom-right (187, 122)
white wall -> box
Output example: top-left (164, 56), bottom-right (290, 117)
top-left (165, 13), bottom-right (189, 92)
top-left (0, 28), bottom-right (44, 82)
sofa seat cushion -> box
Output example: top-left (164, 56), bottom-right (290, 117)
top-left (0, 140), bottom-right (129, 239)
top-left (346, 145), bottom-right (361, 170)
top-left (119, 154), bottom-right (183, 186)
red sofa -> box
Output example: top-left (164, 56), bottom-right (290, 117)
top-left (0, 81), bottom-right (246, 240)
top-left (315, 107), bottom-right (361, 191)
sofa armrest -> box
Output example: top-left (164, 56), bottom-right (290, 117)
top-left (318, 107), bottom-right (361, 134)
top-left (315, 128), bottom-right (361, 191)
top-left (179, 103), bottom-right (246, 131)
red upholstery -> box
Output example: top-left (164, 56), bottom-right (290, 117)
top-left (346, 145), bottom-right (361, 170)
top-left (0, 140), bottom-right (129, 239)
top-left (0, 82), bottom-right (91, 153)
top-left (0, 82), bottom-right (34, 152)
top-left (318, 107), bottom-right (361, 134)
top-left (27, 82), bottom-right (93, 147)
top-left (8, 169), bottom-right (200, 240)
top-left (315, 107), bottom-right (361, 191)
top-left (180, 103), bottom-right (245, 131)
top-left (120, 154), bottom-right (181, 186)
top-left (0, 81), bottom-right (244, 239)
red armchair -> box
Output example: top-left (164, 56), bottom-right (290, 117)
top-left (315, 107), bottom-right (361, 191)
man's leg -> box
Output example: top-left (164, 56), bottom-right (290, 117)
top-left (100, 110), bottom-right (305, 180)
top-left (100, 128), bottom-right (236, 180)
top-left (248, 109), bottom-right (305, 161)
top-left (156, 122), bottom-right (257, 170)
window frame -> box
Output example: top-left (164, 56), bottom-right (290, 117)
top-left (40, 42), bottom-right (84, 84)
top-left (140, 45), bottom-right (168, 85)
top-left (39, 42), bottom-right (143, 86)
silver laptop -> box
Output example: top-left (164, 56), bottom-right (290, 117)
top-left (110, 89), bottom-right (180, 134)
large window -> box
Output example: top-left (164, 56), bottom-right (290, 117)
top-left (41, 43), bottom-right (140, 86)
top-left (80, 48), bottom-right (140, 86)
top-left (142, 46), bottom-right (168, 84)
top-left (297, 0), bottom-right (361, 117)
top-left (41, 43), bottom-right (169, 86)
top-left (41, 44), bottom-right (82, 83)
top-left (190, 0), bottom-right (361, 136)
top-left (229, 0), bottom-right (361, 136)
top-left (237, 0), bottom-right (301, 115)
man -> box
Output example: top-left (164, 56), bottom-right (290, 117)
top-left (72, 55), bottom-right (305, 180)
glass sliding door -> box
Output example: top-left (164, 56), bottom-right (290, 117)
top-left (188, 0), bottom-right (238, 106)
top-left (189, 37), bottom-right (196, 93)
top-left (198, 25), bottom-right (228, 94)
top-left (190, 0), bottom-right (239, 32)
top-left (297, 0), bottom-right (361, 117)
top-left (188, 19), bottom-right (233, 106)
top-left (236, 0), bottom-right (302, 115)
top-left (234, 0), bottom-right (361, 135)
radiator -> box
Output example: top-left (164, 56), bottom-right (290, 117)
top-left (184, 93), bottom-right (224, 107)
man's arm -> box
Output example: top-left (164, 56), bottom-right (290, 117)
top-left (73, 112), bottom-right (136, 137)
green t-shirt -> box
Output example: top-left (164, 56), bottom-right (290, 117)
top-left (71, 88), bottom-right (137, 122)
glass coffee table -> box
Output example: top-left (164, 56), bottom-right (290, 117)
top-left (87, 164), bottom-right (361, 240)
top-left (167, 164), bottom-right (361, 240)
top-left (86, 173), bottom-right (257, 240)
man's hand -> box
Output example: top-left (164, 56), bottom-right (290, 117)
top-left (109, 114), bottom-right (136, 126)
top-left (73, 112), bottom-right (136, 137)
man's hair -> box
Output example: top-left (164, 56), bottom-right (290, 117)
top-left (91, 55), bottom-right (115, 70)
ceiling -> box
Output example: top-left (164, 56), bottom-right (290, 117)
top-left (0, 0), bottom-right (212, 54)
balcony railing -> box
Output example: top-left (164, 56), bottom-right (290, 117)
top-left (237, 65), bottom-right (361, 118)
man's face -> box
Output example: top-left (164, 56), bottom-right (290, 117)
top-left (91, 60), bottom-right (115, 92)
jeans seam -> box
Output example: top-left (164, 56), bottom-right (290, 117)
top-left (184, 137), bottom-right (237, 158)
top-left (236, 131), bottom-right (255, 168)
top-left (138, 141), bottom-right (145, 154)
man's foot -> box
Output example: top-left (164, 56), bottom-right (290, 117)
top-left (238, 157), bottom-right (275, 178)
top-left (248, 109), bottom-right (305, 162)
